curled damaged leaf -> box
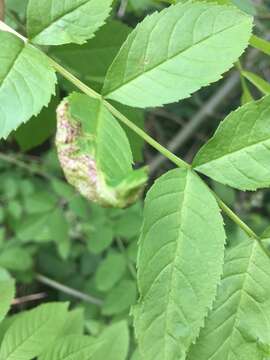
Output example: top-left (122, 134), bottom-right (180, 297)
top-left (56, 93), bottom-right (147, 208)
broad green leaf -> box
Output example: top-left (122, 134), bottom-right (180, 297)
top-left (188, 237), bottom-right (270, 360)
top-left (0, 273), bottom-right (15, 323)
top-left (85, 222), bottom-right (114, 254)
top-left (56, 93), bottom-right (147, 208)
top-left (60, 309), bottom-right (84, 336)
top-left (95, 253), bottom-right (126, 292)
top-left (27, 0), bottom-right (113, 45)
top-left (134, 168), bottom-right (226, 359)
top-left (38, 335), bottom-right (100, 360)
top-left (250, 35), bottom-right (270, 57)
top-left (16, 207), bottom-right (68, 243)
top-left (102, 279), bottom-right (137, 315)
top-left (0, 31), bottom-right (56, 139)
top-left (14, 94), bottom-right (58, 151)
top-left (92, 321), bottom-right (129, 360)
top-left (0, 246), bottom-right (32, 271)
top-left (0, 302), bottom-right (69, 360)
top-left (193, 95), bottom-right (270, 191)
top-left (102, 2), bottom-right (253, 108)
top-left (242, 70), bottom-right (270, 95)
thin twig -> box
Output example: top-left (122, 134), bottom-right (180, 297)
top-left (12, 293), bottom-right (47, 305)
top-left (36, 274), bottom-right (103, 306)
top-left (118, 0), bottom-right (129, 18)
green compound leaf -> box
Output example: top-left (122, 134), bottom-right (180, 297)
top-left (102, 2), bottom-right (253, 108)
top-left (0, 31), bottom-right (56, 139)
top-left (56, 93), bottom-right (147, 208)
top-left (134, 168), bottom-right (226, 360)
top-left (0, 302), bottom-right (69, 360)
top-left (193, 95), bottom-right (270, 191)
top-left (27, 0), bottom-right (113, 45)
top-left (188, 237), bottom-right (270, 360)
top-left (0, 272), bottom-right (15, 323)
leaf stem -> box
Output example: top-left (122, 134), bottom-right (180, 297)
top-left (47, 56), bottom-right (262, 243)
top-left (104, 99), bottom-right (190, 170)
top-left (213, 195), bottom-right (259, 240)
top-left (49, 56), bottom-right (190, 170)
top-left (36, 274), bottom-right (103, 306)
top-left (249, 35), bottom-right (270, 56)
top-left (48, 57), bottom-right (101, 100)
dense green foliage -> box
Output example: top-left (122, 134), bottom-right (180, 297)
top-left (1, 0), bottom-right (270, 359)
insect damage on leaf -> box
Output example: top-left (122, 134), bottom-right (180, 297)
top-left (56, 95), bottom-right (147, 208)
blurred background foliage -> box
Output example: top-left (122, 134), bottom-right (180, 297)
top-left (1, 0), bottom-right (270, 356)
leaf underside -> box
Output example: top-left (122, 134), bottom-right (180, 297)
top-left (193, 95), bottom-right (270, 191)
top-left (103, 2), bottom-right (253, 108)
top-left (134, 168), bottom-right (226, 360)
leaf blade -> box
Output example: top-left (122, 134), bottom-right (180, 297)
top-left (188, 237), bottom-right (270, 360)
top-left (193, 95), bottom-right (270, 191)
top-left (0, 31), bottom-right (56, 139)
top-left (134, 168), bottom-right (226, 359)
top-left (0, 302), bottom-right (69, 360)
top-left (103, 2), bottom-right (253, 108)
top-left (27, 0), bottom-right (113, 45)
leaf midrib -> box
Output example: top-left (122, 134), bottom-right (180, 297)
top-left (194, 136), bottom-right (270, 169)
top-left (104, 16), bottom-right (250, 96)
top-left (163, 172), bottom-right (188, 359)
top-left (30, 0), bottom-right (93, 39)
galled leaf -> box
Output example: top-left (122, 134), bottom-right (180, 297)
top-left (56, 93), bottom-right (147, 208)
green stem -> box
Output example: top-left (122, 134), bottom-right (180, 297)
top-left (249, 35), bottom-right (270, 56)
top-left (48, 57), bottom-right (101, 100)
top-left (104, 100), bottom-right (190, 169)
top-left (49, 56), bottom-right (190, 170)
top-left (214, 195), bottom-right (259, 240)
top-left (49, 55), bottom-right (261, 242)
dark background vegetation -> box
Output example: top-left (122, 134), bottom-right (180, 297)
top-left (0, 0), bottom-right (270, 346)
